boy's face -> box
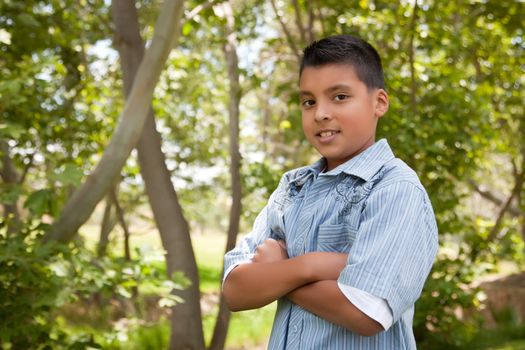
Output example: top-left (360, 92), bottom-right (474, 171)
top-left (299, 63), bottom-right (389, 171)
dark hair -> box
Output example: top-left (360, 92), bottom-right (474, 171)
top-left (300, 34), bottom-right (385, 90)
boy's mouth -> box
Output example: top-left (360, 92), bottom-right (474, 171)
top-left (318, 130), bottom-right (339, 137)
top-left (316, 129), bottom-right (340, 143)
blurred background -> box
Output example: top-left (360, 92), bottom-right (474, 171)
top-left (0, 0), bottom-right (523, 349)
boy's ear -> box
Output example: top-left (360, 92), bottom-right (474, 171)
top-left (374, 89), bottom-right (389, 118)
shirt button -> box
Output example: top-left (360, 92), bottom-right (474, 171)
top-left (292, 325), bottom-right (298, 333)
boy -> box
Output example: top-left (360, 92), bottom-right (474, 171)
top-left (222, 34), bottom-right (438, 349)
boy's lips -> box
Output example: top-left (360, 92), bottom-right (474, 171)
top-left (316, 129), bottom-right (340, 143)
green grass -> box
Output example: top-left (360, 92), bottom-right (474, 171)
top-left (126, 322), bottom-right (170, 350)
top-left (117, 304), bottom-right (276, 350)
top-left (459, 320), bottom-right (525, 350)
top-left (201, 303), bottom-right (276, 349)
top-left (192, 233), bottom-right (227, 293)
top-left (485, 340), bottom-right (525, 350)
top-left (227, 305), bottom-right (276, 349)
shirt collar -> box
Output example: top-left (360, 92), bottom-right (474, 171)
top-left (287, 158), bottom-right (325, 187)
top-left (320, 139), bottom-right (395, 181)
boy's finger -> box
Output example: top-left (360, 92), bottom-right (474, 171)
top-left (276, 240), bottom-right (287, 250)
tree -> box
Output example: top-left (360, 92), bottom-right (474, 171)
top-left (209, 2), bottom-right (243, 349)
top-left (111, 0), bottom-right (204, 348)
top-left (44, 0), bottom-right (185, 243)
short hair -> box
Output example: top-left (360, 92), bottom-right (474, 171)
top-left (300, 34), bottom-right (385, 90)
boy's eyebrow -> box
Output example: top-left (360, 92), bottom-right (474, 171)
top-left (325, 84), bottom-right (353, 93)
top-left (300, 84), bottom-right (353, 97)
top-left (300, 90), bottom-right (314, 97)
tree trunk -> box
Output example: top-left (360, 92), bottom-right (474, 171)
top-left (97, 194), bottom-right (116, 257)
top-left (44, 0), bottom-right (185, 243)
top-left (111, 0), bottom-right (205, 349)
top-left (270, 0), bottom-right (302, 64)
top-left (0, 141), bottom-right (21, 234)
top-left (408, 0), bottom-right (419, 118)
top-left (110, 189), bottom-right (131, 261)
top-left (209, 2), bottom-right (242, 349)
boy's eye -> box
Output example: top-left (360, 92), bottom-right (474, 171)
top-left (334, 94), bottom-right (349, 101)
top-left (302, 99), bottom-right (315, 107)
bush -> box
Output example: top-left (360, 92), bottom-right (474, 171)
top-left (0, 219), bottom-right (187, 349)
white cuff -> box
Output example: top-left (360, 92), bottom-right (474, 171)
top-left (221, 258), bottom-right (253, 289)
top-left (337, 282), bottom-right (393, 331)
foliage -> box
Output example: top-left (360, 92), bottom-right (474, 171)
top-left (459, 307), bottom-right (525, 350)
top-left (414, 251), bottom-right (485, 348)
top-left (0, 221), bottom-right (98, 348)
top-left (0, 219), bottom-right (187, 349)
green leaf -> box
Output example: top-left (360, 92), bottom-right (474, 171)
top-left (182, 22), bottom-right (193, 36)
top-left (0, 184), bottom-right (23, 205)
top-left (24, 189), bottom-right (54, 216)
top-left (50, 163), bottom-right (83, 187)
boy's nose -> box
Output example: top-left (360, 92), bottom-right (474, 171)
top-left (314, 107), bottom-right (333, 122)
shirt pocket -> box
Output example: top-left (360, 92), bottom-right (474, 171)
top-left (316, 222), bottom-right (357, 253)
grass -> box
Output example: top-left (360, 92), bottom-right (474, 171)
top-left (486, 340), bottom-right (525, 350)
top-left (116, 304), bottom-right (275, 350)
top-left (203, 304), bottom-right (276, 349)
top-left (192, 233), bottom-right (228, 293)
top-left (459, 313), bottom-right (525, 350)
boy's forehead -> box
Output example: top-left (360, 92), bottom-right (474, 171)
top-left (299, 63), bottom-right (361, 90)
top-left (300, 63), bottom-right (357, 77)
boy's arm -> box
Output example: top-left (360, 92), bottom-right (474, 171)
top-left (223, 239), bottom-right (347, 311)
top-left (225, 239), bottom-right (385, 335)
top-left (289, 183), bottom-right (439, 335)
top-left (287, 281), bottom-right (384, 337)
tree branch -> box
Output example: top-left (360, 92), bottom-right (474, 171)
top-left (314, 0), bottom-right (326, 38)
top-left (467, 179), bottom-right (521, 217)
top-left (0, 140), bottom-right (21, 232)
top-left (270, 0), bottom-right (302, 64)
top-left (291, 0), bottom-right (306, 45)
top-left (209, 1), bottom-right (243, 348)
top-left (110, 189), bottom-right (131, 261)
top-left (408, 0), bottom-right (419, 117)
top-left (486, 171), bottom-right (524, 242)
top-left (306, 0), bottom-right (315, 43)
top-left (185, 0), bottom-right (225, 23)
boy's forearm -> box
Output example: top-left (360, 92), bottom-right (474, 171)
top-left (223, 252), bottom-right (348, 311)
top-left (287, 280), bottom-right (383, 337)
top-left (223, 256), bottom-right (314, 311)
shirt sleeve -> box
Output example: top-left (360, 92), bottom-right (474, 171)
top-left (337, 181), bottom-right (438, 323)
top-left (222, 204), bottom-right (270, 284)
top-left (337, 283), bottom-right (393, 330)
top-left (222, 175), bottom-right (289, 284)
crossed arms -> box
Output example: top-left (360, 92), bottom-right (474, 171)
top-left (222, 239), bottom-right (383, 337)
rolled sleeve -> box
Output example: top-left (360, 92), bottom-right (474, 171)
top-left (338, 282), bottom-right (394, 330)
top-left (338, 181), bottom-right (438, 322)
top-left (223, 205), bottom-right (270, 284)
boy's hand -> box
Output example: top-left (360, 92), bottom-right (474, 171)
top-left (253, 238), bottom-right (288, 263)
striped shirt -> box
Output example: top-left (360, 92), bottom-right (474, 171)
top-left (224, 139), bottom-right (438, 349)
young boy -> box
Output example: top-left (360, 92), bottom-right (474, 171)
top-left (222, 34), bottom-right (438, 349)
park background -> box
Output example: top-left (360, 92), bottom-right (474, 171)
top-left (0, 0), bottom-right (524, 349)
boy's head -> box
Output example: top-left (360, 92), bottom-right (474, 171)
top-left (299, 35), bottom-right (389, 171)
top-left (299, 34), bottom-right (385, 90)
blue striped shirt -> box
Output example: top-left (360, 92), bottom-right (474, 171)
top-left (224, 139), bottom-right (438, 349)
